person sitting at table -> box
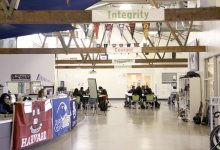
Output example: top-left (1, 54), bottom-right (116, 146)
top-left (0, 93), bottom-right (13, 114)
top-left (79, 87), bottom-right (86, 96)
top-left (128, 85), bottom-right (135, 93)
top-left (145, 85), bottom-right (153, 95)
top-left (37, 89), bottom-right (47, 100)
top-left (73, 88), bottom-right (83, 109)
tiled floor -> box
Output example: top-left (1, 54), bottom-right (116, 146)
top-left (30, 101), bottom-right (209, 150)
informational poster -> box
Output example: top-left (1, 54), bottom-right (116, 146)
top-left (70, 99), bottom-right (77, 129)
top-left (52, 97), bottom-right (71, 138)
top-left (12, 100), bottom-right (53, 150)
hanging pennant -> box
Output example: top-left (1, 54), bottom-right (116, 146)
top-left (118, 24), bottom-right (125, 38)
top-left (142, 23), bottom-right (150, 39)
top-left (156, 22), bottom-right (162, 38)
top-left (93, 23), bottom-right (100, 39)
top-left (105, 24), bottom-right (113, 45)
top-left (129, 23), bottom-right (136, 39)
top-left (83, 24), bottom-right (89, 38)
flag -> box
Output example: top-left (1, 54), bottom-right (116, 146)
top-left (105, 24), bottom-right (113, 45)
top-left (118, 24), bottom-right (125, 38)
top-left (142, 23), bottom-right (150, 39)
top-left (36, 74), bottom-right (52, 83)
top-left (83, 24), bottom-right (89, 38)
top-left (156, 22), bottom-right (162, 38)
top-left (129, 23), bottom-right (135, 39)
top-left (93, 23), bottom-right (100, 39)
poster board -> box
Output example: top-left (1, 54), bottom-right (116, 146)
top-left (88, 78), bottom-right (98, 99)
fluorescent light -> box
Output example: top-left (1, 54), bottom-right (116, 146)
top-left (119, 4), bottom-right (132, 10)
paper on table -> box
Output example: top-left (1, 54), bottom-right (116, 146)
top-left (24, 101), bottom-right (32, 113)
top-left (45, 99), bottom-right (52, 112)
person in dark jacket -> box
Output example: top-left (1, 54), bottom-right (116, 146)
top-left (128, 85), bottom-right (135, 93)
top-left (0, 93), bottom-right (13, 114)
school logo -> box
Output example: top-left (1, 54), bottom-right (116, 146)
top-left (54, 102), bottom-right (71, 132)
top-left (29, 103), bottom-right (42, 134)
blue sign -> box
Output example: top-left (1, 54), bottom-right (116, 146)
top-left (52, 97), bottom-right (71, 138)
top-left (70, 99), bottom-right (77, 128)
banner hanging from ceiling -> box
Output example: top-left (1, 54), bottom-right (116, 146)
top-left (105, 24), bottom-right (113, 45)
top-left (118, 24), bottom-right (125, 38)
top-left (92, 9), bottom-right (164, 22)
top-left (129, 23), bottom-right (135, 39)
top-left (93, 23), bottom-right (100, 39)
top-left (142, 23), bottom-right (150, 39)
top-left (107, 47), bottom-right (141, 54)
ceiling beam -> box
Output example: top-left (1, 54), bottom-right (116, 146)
top-left (0, 46), bottom-right (205, 54)
top-left (55, 58), bottom-right (188, 64)
top-left (0, 10), bottom-right (92, 24)
top-left (55, 64), bottom-right (188, 69)
top-left (0, 8), bottom-right (220, 24)
top-left (165, 7), bottom-right (220, 21)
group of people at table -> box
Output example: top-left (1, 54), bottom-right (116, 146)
top-left (126, 85), bottom-right (157, 108)
top-left (70, 86), bottom-right (108, 110)
top-left (0, 85), bottom-right (109, 114)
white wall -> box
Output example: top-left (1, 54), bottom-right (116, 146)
top-left (0, 54), bottom-right (55, 87)
top-left (55, 67), bottom-right (187, 98)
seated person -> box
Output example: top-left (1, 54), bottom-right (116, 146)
top-left (133, 86), bottom-right (142, 100)
top-left (79, 87), bottom-right (86, 96)
top-left (37, 89), bottom-right (47, 100)
top-left (145, 85), bottom-right (153, 95)
top-left (0, 93), bottom-right (13, 114)
top-left (128, 85), bottom-right (135, 93)
top-left (73, 88), bottom-right (83, 109)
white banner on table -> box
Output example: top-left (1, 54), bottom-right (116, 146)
top-left (92, 9), bottom-right (164, 22)
top-left (107, 47), bottom-right (141, 54)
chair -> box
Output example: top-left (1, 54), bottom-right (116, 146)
top-left (146, 94), bottom-right (154, 108)
top-left (131, 94), bottom-right (140, 108)
top-left (74, 96), bottom-right (81, 110)
top-left (85, 98), bottom-right (98, 115)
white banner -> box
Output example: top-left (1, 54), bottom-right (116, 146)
top-left (112, 59), bottom-right (135, 64)
top-left (92, 9), bottom-right (164, 22)
top-left (107, 47), bottom-right (142, 54)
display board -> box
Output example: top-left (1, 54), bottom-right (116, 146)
top-left (52, 97), bottom-right (71, 138)
top-left (12, 100), bottom-right (53, 150)
top-left (162, 73), bottom-right (177, 84)
top-left (88, 78), bottom-right (98, 99)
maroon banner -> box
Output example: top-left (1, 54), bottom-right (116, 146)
top-left (105, 24), bottom-right (113, 45)
top-left (12, 100), bottom-right (52, 150)
top-left (129, 23), bottom-right (136, 39)
top-left (93, 23), bottom-right (100, 39)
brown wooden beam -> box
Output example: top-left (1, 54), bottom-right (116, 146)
top-left (0, 10), bottom-right (92, 24)
top-left (142, 46), bottom-right (205, 53)
top-left (56, 64), bottom-right (188, 69)
top-left (165, 7), bottom-right (220, 21)
top-left (135, 58), bottom-right (188, 63)
top-left (0, 46), bottom-right (205, 54)
top-left (55, 58), bottom-right (188, 64)
top-left (1, 8), bottom-right (220, 24)
top-left (56, 60), bottom-right (112, 64)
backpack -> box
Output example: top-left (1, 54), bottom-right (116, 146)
top-left (124, 100), bottom-right (130, 107)
top-left (193, 113), bottom-right (201, 124)
top-left (155, 101), bottom-right (160, 108)
top-left (99, 101), bottom-right (108, 111)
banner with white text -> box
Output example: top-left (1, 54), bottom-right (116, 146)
top-left (107, 47), bottom-right (142, 54)
top-left (92, 9), bottom-right (164, 22)
top-left (12, 100), bottom-right (53, 150)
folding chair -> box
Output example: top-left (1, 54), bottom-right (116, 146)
top-left (131, 94), bottom-right (140, 109)
top-left (146, 94), bottom-right (155, 108)
top-left (85, 98), bottom-right (98, 115)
